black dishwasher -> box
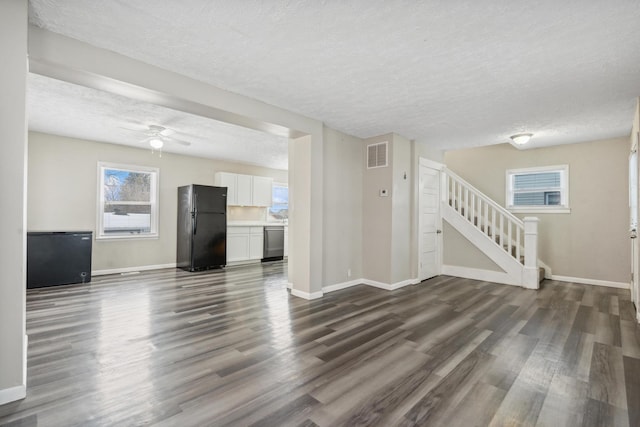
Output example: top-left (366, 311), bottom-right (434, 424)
top-left (262, 226), bottom-right (284, 262)
top-left (27, 231), bottom-right (93, 288)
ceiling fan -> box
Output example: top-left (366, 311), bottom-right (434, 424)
top-left (120, 124), bottom-right (192, 152)
top-left (141, 125), bottom-right (191, 150)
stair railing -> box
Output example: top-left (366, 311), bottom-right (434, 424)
top-left (444, 169), bottom-right (538, 268)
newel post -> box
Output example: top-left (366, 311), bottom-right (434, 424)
top-left (523, 217), bottom-right (540, 289)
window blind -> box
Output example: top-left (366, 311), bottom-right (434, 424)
top-left (513, 172), bottom-right (561, 190)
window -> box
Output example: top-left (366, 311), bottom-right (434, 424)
top-left (97, 162), bottom-right (159, 239)
top-left (268, 183), bottom-right (288, 222)
top-left (506, 165), bottom-right (569, 213)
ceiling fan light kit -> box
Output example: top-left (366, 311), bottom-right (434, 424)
top-left (121, 123), bottom-right (193, 154)
top-left (149, 138), bottom-right (163, 149)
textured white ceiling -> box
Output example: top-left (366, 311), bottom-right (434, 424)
top-left (28, 74), bottom-right (290, 170)
top-left (28, 0), bottom-right (640, 156)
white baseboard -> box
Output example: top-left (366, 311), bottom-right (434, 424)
top-left (442, 265), bottom-right (518, 287)
top-left (323, 279), bottom-right (364, 293)
top-left (24, 334), bottom-right (27, 385)
top-left (361, 278), bottom-right (419, 291)
top-left (1, 333), bottom-right (29, 405)
top-left (290, 288), bottom-right (324, 300)
top-left (226, 259), bottom-right (262, 267)
top-left (0, 384), bottom-right (26, 406)
top-left (550, 275), bottom-right (629, 289)
top-left (92, 263), bottom-right (177, 276)
top-left (321, 277), bottom-right (420, 295)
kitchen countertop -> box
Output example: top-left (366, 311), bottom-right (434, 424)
top-left (227, 221), bottom-right (288, 227)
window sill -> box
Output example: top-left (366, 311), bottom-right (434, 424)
top-left (508, 207), bottom-right (571, 214)
top-left (96, 233), bottom-right (159, 241)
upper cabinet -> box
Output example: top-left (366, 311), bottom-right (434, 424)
top-left (216, 172), bottom-right (238, 205)
top-left (252, 176), bottom-right (273, 207)
top-left (237, 174), bottom-right (253, 206)
top-left (215, 172), bottom-right (273, 207)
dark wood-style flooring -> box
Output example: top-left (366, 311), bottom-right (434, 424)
top-left (1, 261), bottom-right (640, 426)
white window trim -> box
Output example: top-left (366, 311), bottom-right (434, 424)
top-left (97, 162), bottom-right (160, 240)
top-left (267, 182), bottom-right (288, 223)
top-left (505, 164), bottom-right (570, 214)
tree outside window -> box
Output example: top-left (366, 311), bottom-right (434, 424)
top-left (268, 183), bottom-right (288, 222)
top-left (98, 163), bottom-right (159, 239)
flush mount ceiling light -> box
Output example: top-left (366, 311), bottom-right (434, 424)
top-left (510, 133), bottom-right (533, 145)
top-left (148, 138), bottom-right (164, 150)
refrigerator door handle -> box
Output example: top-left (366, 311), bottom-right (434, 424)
top-left (193, 213), bottom-right (197, 235)
top-left (193, 192), bottom-right (198, 235)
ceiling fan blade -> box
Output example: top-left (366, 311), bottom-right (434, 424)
top-left (118, 125), bottom-right (143, 133)
top-left (168, 137), bottom-right (191, 146)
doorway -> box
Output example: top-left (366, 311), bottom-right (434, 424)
top-left (418, 158), bottom-right (443, 281)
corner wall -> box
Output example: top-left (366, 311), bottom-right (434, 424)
top-left (445, 137), bottom-right (630, 285)
top-left (0, 0), bottom-right (27, 405)
top-left (323, 127), bottom-right (363, 286)
top-left (362, 133), bottom-right (414, 285)
top-left (362, 134), bottom-right (394, 283)
top-left (631, 99), bottom-right (639, 311)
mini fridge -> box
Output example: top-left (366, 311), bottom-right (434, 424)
top-left (27, 231), bottom-right (93, 288)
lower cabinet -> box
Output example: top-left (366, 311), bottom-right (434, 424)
top-left (227, 226), bottom-right (263, 263)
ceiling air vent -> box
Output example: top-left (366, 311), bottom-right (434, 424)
top-left (367, 142), bottom-right (388, 169)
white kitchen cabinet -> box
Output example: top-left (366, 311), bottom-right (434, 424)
top-left (249, 227), bottom-right (264, 259)
top-left (227, 232), bottom-right (250, 263)
top-left (215, 172), bottom-right (273, 207)
top-left (236, 174), bottom-right (253, 206)
top-left (252, 176), bottom-right (273, 207)
top-left (227, 226), bottom-right (263, 263)
top-left (215, 172), bottom-right (237, 205)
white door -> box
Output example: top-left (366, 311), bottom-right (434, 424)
top-left (419, 159), bottom-right (442, 281)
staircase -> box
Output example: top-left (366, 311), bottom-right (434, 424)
top-left (442, 169), bottom-right (546, 289)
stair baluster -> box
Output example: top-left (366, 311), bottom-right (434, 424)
top-left (443, 169), bottom-right (541, 289)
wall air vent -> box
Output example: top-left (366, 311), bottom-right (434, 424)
top-left (367, 141), bottom-right (388, 169)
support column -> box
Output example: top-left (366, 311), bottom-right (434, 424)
top-left (0, 0), bottom-right (28, 405)
top-left (289, 134), bottom-right (324, 299)
top-left (523, 217), bottom-right (540, 290)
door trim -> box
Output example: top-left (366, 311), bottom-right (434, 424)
top-left (418, 157), bottom-right (444, 282)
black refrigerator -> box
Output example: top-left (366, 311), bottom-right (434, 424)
top-left (177, 185), bottom-right (227, 271)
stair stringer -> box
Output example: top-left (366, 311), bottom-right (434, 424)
top-left (442, 203), bottom-right (523, 286)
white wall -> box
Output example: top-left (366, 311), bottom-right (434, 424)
top-left (445, 137), bottom-right (630, 284)
top-left (27, 132), bottom-right (287, 273)
top-left (416, 142), bottom-right (444, 164)
top-left (0, 0), bottom-right (27, 405)
top-left (323, 126), bottom-right (363, 286)
top-left (443, 223), bottom-right (502, 271)
top-left (362, 134), bottom-right (394, 283)
top-left (390, 134), bottom-right (413, 284)
top-left (362, 133), bottom-right (415, 285)
top-left (631, 99), bottom-right (639, 311)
